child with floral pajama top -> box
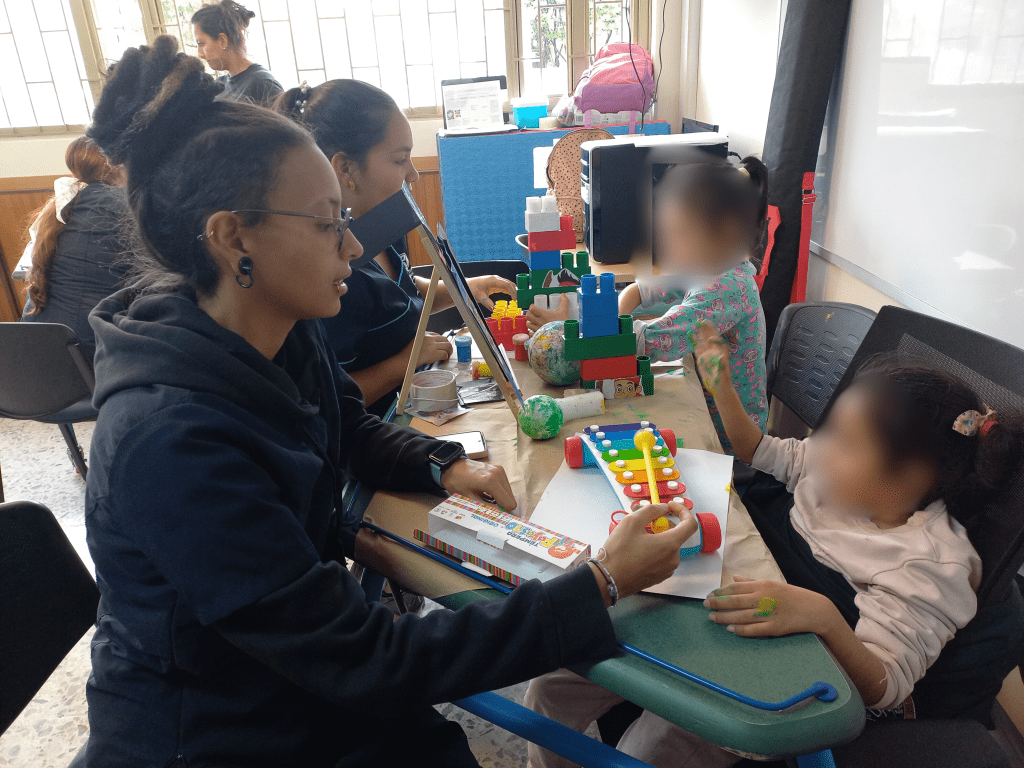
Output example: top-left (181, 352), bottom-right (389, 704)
top-left (619, 156), bottom-right (771, 453)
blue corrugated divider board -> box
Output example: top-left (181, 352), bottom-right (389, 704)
top-left (437, 122), bottom-right (671, 262)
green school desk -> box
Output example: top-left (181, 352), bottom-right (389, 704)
top-left (352, 355), bottom-right (865, 760)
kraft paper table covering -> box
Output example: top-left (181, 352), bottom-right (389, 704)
top-left (360, 354), bottom-right (783, 598)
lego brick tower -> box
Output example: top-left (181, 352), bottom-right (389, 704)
top-left (563, 273), bottom-right (654, 398)
top-left (516, 195), bottom-right (591, 316)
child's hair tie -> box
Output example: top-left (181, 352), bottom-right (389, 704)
top-left (953, 406), bottom-right (997, 437)
top-left (296, 80), bottom-right (310, 113)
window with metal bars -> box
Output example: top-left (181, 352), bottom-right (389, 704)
top-left (0, 0), bottom-right (649, 132)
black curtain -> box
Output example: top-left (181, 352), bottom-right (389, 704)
top-left (760, 0), bottom-right (853, 348)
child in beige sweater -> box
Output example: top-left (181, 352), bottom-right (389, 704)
top-left (526, 324), bottom-right (1024, 768)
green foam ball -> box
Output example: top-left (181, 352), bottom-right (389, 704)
top-left (518, 394), bottom-right (564, 440)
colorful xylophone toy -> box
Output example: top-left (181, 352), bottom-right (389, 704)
top-left (564, 421), bottom-right (722, 557)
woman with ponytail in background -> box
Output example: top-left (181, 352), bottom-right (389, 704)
top-left (192, 0), bottom-right (282, 105)
top-left (80, 36), bottom-right (700, 767)
top-left (275, 80), bottom-right (517, 413)
top-left (21, 135), bottom-right (128, 360)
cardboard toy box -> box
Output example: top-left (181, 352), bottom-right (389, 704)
top-left (414, 494), bottom-right (590, 586)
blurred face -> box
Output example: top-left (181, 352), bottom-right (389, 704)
top-left (813, 385), bottom-right (935, 521)
top-left (340, 110), bottom-right (419, 217)
top-left (654, 199), bottom-right (750, 276)
top-left (193, 25), bottom-right (228, 70)
top-left (243, 143), bottom-right (362, 319)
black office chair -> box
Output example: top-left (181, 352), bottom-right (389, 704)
top-left (411, 259), bottom-right (528, 334)
top-left (765, 301), bottom-right (878, 431)
top-left (807, 305), bottom-right (1024, 768)
top-left (0, 323), bottom-right (97, 499)
top-left (0, 500), bottom-right (98, 738)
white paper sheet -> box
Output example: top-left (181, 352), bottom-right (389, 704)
top-left (441, 80), bottom-right (507, 132)
top-left (529, 445), bottom-right (733, 599)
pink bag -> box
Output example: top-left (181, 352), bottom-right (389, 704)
top-left (573, 43), bottom-right (655, 128)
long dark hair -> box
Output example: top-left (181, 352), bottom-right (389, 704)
top-left (273, 79), bottom-right (399, 165)
top-left (25, 136), bottom-right (122, 312)
top-left (852, 355), bottom-right (1024, 523)
top-left (191, 0), bottom-right (255, 52)
top-left (657, 155), bottom-right (770, 255)
top-left (86, 35), bottom-right (312, 297)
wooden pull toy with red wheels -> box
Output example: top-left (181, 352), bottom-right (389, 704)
top-left (565, 421), bottom-right (722, 558)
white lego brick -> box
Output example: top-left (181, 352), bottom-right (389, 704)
top-left (564, 291), bottom-right (579, 320)
top-left (541, 195), bottom-right (559, 212)
top-left (525, 210), bottom-right (561, 233)
top-left (526, 196), bottom-right (542, 213)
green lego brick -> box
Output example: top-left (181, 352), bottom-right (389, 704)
top-left (637, 355), bottom-right (652, 376)
top-left (619, 315), bottom-right (633, 334)
top-left (564, 331), bottom-right (638, 361)
top-left (529, 268), bottom-right (586, 286)
top-left (580, 380), bottom-right (596, 390)
top-left (641, 373), bottom-right (654, 395)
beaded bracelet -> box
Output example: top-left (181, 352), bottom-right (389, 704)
top-left (587, 556), bottom-right (619, 607)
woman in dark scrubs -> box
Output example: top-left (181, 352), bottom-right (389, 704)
top-left (276, 80), bottom-right (516, 412)
top-left (81, 37), bottom-right (695, 767)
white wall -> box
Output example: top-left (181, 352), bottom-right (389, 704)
top-left (0, 135), bottom-right (83, 178)
top-left (0, 119), bottom-right (444, 180)
top-left (694, 0), bottom-right (783, 158)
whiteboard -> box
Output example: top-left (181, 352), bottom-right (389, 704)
top-left (812, 0), bottom-right (1024, 349)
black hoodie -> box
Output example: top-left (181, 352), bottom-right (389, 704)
top-left (83, 289), bottom-right (616, 767)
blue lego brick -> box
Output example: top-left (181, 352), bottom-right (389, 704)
top-left (579, 290), bottom-right (618, 319)
top-left (529, 250), bottom-right (561, 271)
top-left (580, 313), bottom-right (621, 338)
top-left (578, 272), bottom-right (618, 319)
top-left (579, 272), bottom-right (615, 295)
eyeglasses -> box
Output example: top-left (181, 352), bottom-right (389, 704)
top-left (229, 207), bottom-right (353, 248)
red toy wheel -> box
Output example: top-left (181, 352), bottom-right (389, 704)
top-left (565, 436), bottom-right (584, 468)
top-left (608, 510), bottom-right (627, 535)
top-left (660, 429), bottom-right (677, 456)
top-left (697, 513), bottom-right (722, 553)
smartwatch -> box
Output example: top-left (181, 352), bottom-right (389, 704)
top-left (428, 441), bottom-right (467, 488)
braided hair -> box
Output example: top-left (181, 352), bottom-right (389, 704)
top-left (87, 35), bottom-right (311, 296)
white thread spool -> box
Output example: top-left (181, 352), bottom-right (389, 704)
top-left (408, 370), bottom-right (458, 413)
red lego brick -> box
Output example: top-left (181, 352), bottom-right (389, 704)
top-left (528, 226), bottom-right (575, 252)
top-left (579, 354), bottom-right (637, 381)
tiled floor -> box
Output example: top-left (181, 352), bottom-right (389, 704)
top-left (1, 417), bottom-right (595, 768)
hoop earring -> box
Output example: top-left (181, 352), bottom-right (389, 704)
top-left (236, 257), bottom-right (254, 288)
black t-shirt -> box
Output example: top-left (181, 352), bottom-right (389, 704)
top-left (216, 63), bottom-right (283, 105)
top-left (320, 247), bottom-right (422, 414)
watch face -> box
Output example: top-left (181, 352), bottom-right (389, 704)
top-left (431, 441), bottom-right (465, 466)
